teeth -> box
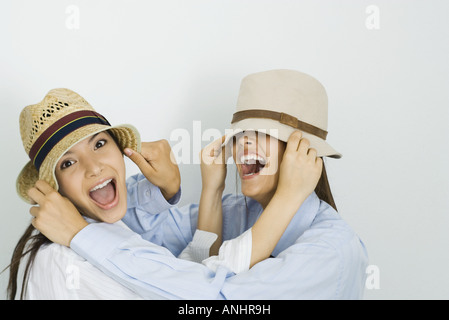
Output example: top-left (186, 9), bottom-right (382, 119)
top-left (90, 179), bottom-right (112, 192)
top-left (240, 154), bottom-right (266, 165)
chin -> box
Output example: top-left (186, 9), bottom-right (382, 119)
top-left (241, 181), bottom-right (264, 199)
top-left (240, 175), bottom-right (278, 204)
top-left (97, 210), bottom-right (126, 223)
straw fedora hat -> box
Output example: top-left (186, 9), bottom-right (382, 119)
top-left (17, 88), bottom-right (141, 203)
top-left (223, 69), bottom-right (341, 159)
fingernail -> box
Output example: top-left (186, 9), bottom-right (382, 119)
top-left (124, 148), bottom-right (133, 156)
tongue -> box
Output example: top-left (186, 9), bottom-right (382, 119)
top-left (90, 182), bottom-right (115, 205)
top-left (242, 163), bottom-right (258, 175)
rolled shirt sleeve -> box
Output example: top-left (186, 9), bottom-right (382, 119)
top-left (202, 229), bottom-right (252, 275)
top-left (179, 229), bottom-right (252, 275)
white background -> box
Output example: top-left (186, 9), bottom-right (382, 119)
top-left (1, 0), bottom-right (448, 299)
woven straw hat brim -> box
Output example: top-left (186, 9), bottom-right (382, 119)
top-left (16, 123), bottom-right (140, 204)
top-left (222, 117), bottom-right (342, 159)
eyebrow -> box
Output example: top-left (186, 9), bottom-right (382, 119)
top-left (61, 133), bottom-right (101, 156)
top-left (88, 132), bottom-right (101, 144)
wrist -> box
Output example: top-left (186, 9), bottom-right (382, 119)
top-left (160, 178), bottom-right (181, 201)
top-left (160, 186), bottom-right (179, 202)
top-left (67, 219), bottom-right (89, 247)
top-left (201, 184), bottom-right (225, 197)
top-left (272, 189), bottom-right (308, 211)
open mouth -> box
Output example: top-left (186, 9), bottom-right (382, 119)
top-left (89, 178), bottom-right (119, 210)
top-left (240, 154), bottom-right (267, 179)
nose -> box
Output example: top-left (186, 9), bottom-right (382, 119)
top-left (83, 155), bottom-right (104, 178)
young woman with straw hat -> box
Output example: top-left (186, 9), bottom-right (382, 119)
top-left (25, 70), bottom-right (368, 299)
top-left (7, 88), bottom-right (185, 299)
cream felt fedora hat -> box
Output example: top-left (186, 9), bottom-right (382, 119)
top-left (223, 69), bottom-right (341, 159)
top-left (17, 88), bottom-right (141, 203)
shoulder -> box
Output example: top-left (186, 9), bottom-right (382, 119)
top-left (33, 241), bottom-right (84, 265)
top-left (26, 242), bottom-right (81, 299)
top-left (304, 201), bottom-right (369, 298)
top-left (310, 201), bottom-right (366, 252)
top-left (28, 241), bottom-right (144, 300)
top-left (30, 241), bottom-right (85, 282)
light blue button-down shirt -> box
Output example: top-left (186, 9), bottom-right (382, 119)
top-left (71, 173), bottom-right (368, 299)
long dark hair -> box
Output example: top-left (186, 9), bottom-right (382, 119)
top-left (4, 224), bottom-right (50, 299)
top-left (315, 162), bottom-right (337, 211)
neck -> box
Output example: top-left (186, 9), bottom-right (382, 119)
top-left (250, 190), bottom-right (276, 209)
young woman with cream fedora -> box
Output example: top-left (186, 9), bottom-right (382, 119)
top-left (24, 70), bottom-right (368, 299)
top-left (189, 69), bottom-right (368, 297)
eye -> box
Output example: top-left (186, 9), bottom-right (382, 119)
top-left (60, 160), bottom-right (75, 170)
top-left (94, 139), bottom-right (107, 150)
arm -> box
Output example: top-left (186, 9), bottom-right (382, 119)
top-left (175, 137), bottom-right (227, 267)
top-left (70, 222), bottom-right (231, 299)
top-left (197, 136), bottom-right (227, 255)
top-left (248, 193), bottom-right (303, 266)
top-left (248, 131), bottom-right (322, 267)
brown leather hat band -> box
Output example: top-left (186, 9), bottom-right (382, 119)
top-left (231, 109), bottom-right (328, 140)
